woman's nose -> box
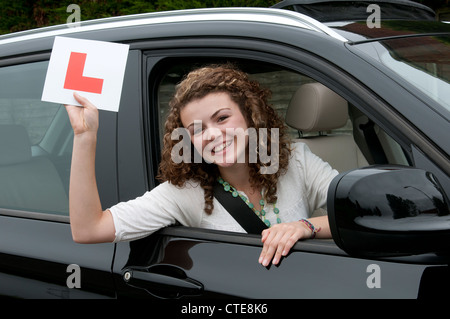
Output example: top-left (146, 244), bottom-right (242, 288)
top-left (203, 126), bottom-right (222, 142)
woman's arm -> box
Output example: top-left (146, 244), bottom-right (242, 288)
top-left (65, 93), bottom-right (115, 243)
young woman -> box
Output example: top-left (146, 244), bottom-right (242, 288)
top-left (65, 64), bottom-right (338, 267)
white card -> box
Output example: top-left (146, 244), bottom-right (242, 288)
top-left (41, 36), bottom-right (129, 112)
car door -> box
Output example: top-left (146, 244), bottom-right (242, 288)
top-left (0, 56), bottom-right (119, 298)
top-left (114, 226), bottom-right (443, 299)
top-left (110, 39), bottom-right (449, 299)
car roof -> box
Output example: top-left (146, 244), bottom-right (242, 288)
top-left (2, 5), bottom-right (447, 61)
top-left (0, 7), bottom-right (347, 48)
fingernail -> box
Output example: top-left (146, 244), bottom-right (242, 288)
top-left (258, 256), bottom-right (263, 264)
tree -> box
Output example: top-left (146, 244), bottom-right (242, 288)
top-left (0, 0), bottom-right (448, 36)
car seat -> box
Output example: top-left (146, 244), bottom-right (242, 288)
top-left (286, 82), bottom-right (368, 173)
top-left (0, 124), bottom-right (68, 214)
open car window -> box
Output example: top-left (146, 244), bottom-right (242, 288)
top-left (154, 57), bottom-right (411, 174)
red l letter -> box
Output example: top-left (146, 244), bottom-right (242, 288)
top-left (64, 52), bottom-right (104, 94)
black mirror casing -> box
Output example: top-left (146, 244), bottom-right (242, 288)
top-left (328, 166), bottom-right (450, 257)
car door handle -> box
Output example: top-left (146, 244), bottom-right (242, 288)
top-left (122, 265), bottom-right (203, 297)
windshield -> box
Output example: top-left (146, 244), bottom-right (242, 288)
top-left (353, 34), bottom-right (450, 116)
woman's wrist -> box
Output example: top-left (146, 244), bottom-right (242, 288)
top-left (298, 219), bottom-right (321, 239)
top-left (74, 131), bottom-right (97, 143)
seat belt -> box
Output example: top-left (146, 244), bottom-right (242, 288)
top-left (214, 181), bottom-right (268, 234)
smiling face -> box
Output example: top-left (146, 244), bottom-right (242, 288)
top-left (159, 65), bottom-right (290, 215)
top-left (180, 92), bottom-right (249, 167)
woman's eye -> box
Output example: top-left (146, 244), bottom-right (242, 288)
top-left (218, 115), bottom-right (229, 122)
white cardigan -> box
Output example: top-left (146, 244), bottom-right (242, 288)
top-left (109, 142), bottom-right (338, 242)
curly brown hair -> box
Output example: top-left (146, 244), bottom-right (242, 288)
top-left (157, 64), bottom-right (292, 214)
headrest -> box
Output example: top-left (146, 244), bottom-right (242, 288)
top-left (0, 124), bottom-right (32, 165)
top-left (286, 83), bottom-right (348, 132)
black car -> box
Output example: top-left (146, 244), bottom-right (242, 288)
top-left (0, 0), bottom-right (449, 300)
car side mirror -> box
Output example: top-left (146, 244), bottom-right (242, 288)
top-left (327, 166), bottom-right (450, 257)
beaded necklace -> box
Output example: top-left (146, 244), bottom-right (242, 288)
top-left (217, 177), bottom-right (281, 227)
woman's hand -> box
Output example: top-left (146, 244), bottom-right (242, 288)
top-left (64, 92), bottom-right (99, 136)
top-left (259, 220), bottom-right (313, 267)
top-left (259, 216), bottom-right (330, 266)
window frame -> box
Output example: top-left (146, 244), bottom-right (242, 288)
top-left (142, 38), bottom-right (429, 256)
top-left (143, 39), bottom-right (420, 185)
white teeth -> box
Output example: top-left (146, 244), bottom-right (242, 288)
top-left (214, 140), bottom-right (232, 153)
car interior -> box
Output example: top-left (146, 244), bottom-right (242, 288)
top-left (0, 123), bottom-right (68, 213)
top-left (286, 81), bottom-right (368, 173)
top-left (156, 57), bottom-right (411, 174)
top-left (0, 61), bottom-right (71, 215)
top-left (155, 58), bottom-right (412, 219)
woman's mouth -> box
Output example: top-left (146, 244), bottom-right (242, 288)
top-left (212, 140), bottom-right (232, 154)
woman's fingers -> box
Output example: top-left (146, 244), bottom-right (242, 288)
top-left (73, 91), bottom-right (95, 109)
top-left (259, 229), bottom-right (282, 266)
top-left (64, 92), bottom-right (99, 135)
top-left (259, 221), bottom-right (310, 267)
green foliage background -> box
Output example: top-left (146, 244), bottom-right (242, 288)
top-left (0, 0), bottom-right (447, 35)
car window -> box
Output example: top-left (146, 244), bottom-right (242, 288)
top-left (155, 58), bottom-right (410, 173)
top-left (0, 61), bottom-right (71, 216)
top-left (353, 34), bottom-right (450, 116)
top-left (157, 60), bottom-right (351, 141)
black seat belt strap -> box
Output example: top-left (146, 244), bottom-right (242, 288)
top-left (213, 181), bottom-right (268, 234)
